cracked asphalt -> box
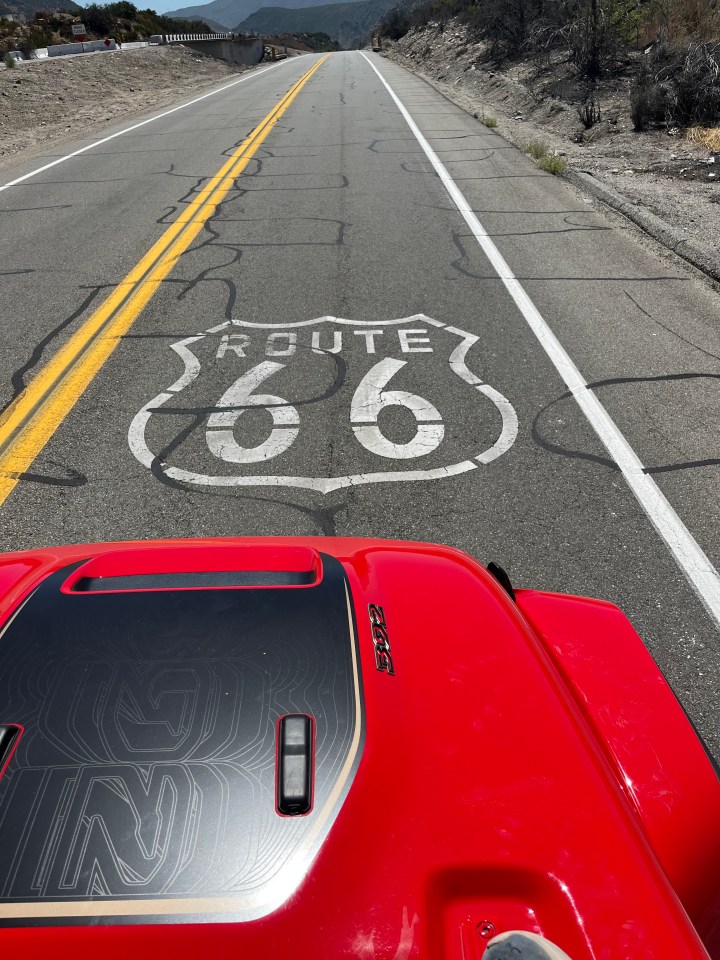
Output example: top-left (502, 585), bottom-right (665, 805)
top-left (1, 52), bottom-right (720, 753)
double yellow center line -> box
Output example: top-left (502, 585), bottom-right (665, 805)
top-left (0, 54), bottom-right (329, 508)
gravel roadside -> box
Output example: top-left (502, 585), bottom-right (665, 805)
top-left (0, 46), bottom-right (254, 172)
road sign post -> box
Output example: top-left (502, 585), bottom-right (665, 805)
top-left (71, 22), bottom-right (86, 50)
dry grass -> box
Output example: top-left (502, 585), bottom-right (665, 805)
top-left (525, 140), bottom-right (548, 159)
top-left (686, 125), bottom-right (720, 151)
top-left (483, 116), bottom-right (498, 127)
top-left (665, 0), bottom-right (720, 44)
top-left (537, 154), bottom-right (567, 174)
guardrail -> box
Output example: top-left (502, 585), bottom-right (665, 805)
top-left (22, 33), bottom-right (248, 61)
top-left (163, 33), bottom-right (231, 42)
top-left (47, 38), bottom-right (117, 57)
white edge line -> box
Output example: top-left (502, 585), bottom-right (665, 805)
top-left (360, 51), bottom-right (720, 628)
top-left (0, 58), bottom-right (296, 194)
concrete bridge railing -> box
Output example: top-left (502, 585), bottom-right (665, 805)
top-left (163, 34), bottom-right (264, 66)
top-left (163, 33), bottom-right (231, 42)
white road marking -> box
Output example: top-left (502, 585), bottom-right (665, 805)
top-left (206, 361), bottom-right (299, 463)
top-left (446, 327), bottom-right (482, 385)
top-left (129, 447), bottom-right (480, 494)
top-left (399, 329), bottom-right (432, 353)
top-left (361, 52), bottom-right (720, 628)
top-left (217, 334), bottom-right (250, 359)
top-left (354, 330), bottom-right (384, 353)
top-left (0, 60), bottom-right (292, 194)
top-left (166, 336), bottom-right (203, 393)
top-left (266, 332), bottom-right (297, 356)
top-left (475, 385), bottom-right (519, 464)
top-left (312, 331), bottom-right (342, 354)
top-left (128, 314), bottom-right (518, 492)
top-left (228, 313), bottom-right (437, 329)
top-left (350, 357), bottom-right (445, 459)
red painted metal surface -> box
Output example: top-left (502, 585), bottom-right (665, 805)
top-left (516, 589), bottom-right (720, 956)
top-left (0, 537), bottom-right (716, 959)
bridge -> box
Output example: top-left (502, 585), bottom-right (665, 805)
top-left (162, 32), bottom-right (231, 43)
top-left (160, 32), bottom-right (264, 66)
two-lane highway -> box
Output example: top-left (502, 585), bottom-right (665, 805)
top-left (1, 51), bottom-right (719, 751)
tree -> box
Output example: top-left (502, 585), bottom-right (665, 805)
top-left (83, 4), bottom-right (114, 34)
top-left (109, 2), bottom-right (138, 19)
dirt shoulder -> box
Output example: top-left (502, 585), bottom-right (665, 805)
top-left (0, 46), bottom-right (254, 172)
top-left (385, 22), bottom-right (720, 282)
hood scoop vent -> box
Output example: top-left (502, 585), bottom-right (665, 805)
top-left (73, 569), bottom-right (316, 591)
top-left (62, 544), bottom-right (322, 593)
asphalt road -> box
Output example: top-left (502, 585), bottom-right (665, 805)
top-left (1, 51), bottom-right (719, 753)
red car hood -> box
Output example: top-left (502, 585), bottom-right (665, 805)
top-left (0, 537), bottom-right (712, 959)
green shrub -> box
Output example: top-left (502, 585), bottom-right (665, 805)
top-left (538, 154), bottom-right (567, 174)
top-left (525, 140), bottom-right (548, 158)
top-left (3, 52), bottom-right (16, 68)
top-left (483, 116), bottom-right (498, 127)
top-left (83, 3), bottom-right (114, 34)
top-left (107, 1), bottom-right (138, 18)
top-left (16, 24), bottom-right (54, 56)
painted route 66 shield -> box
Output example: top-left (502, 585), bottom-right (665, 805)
top-left (129, 315), bottom-right (517, 493)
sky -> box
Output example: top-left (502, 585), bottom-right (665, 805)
top-left (75, 0), bottom-right (199, 13)
top-left (149, 0), bottom-right (189, 11)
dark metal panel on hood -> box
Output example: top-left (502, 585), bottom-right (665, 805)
top-left (0, 553), bottom-right (363, 926)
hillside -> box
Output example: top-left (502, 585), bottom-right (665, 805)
top-left (172, 11), bottom-right (228, 29)
top-left (265, 29), bottom-right (338, 49)
top-left (0, 0), bottom-right (81, 17)
top-left (165, 0), bottom-right (352, 29)
top-left (383, 15), bottom-right (720, 279)
top-left (238, 0), bottom-right (393, 46)
top-left (1, 4), bottom-right (214, 55)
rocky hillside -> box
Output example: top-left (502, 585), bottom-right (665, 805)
top-left (377, 0), bottom-right (720, 128)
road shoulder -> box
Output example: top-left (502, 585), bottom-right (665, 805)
top-left (0, 46), bottom-right (261, 174)
top-left (382, 30), bottom-right (720, 287)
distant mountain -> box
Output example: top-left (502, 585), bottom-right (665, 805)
top-left (172, 11), bottom-right (228, 29)
top-left (237, 0), bottom-right (394, 47)
top-left (0, 0), bottom-right (81, 17)
top-left (165, 0), bottom-right (356, 29)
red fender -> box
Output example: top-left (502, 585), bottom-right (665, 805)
top-left (517, 589), bottom-right (720, 956)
